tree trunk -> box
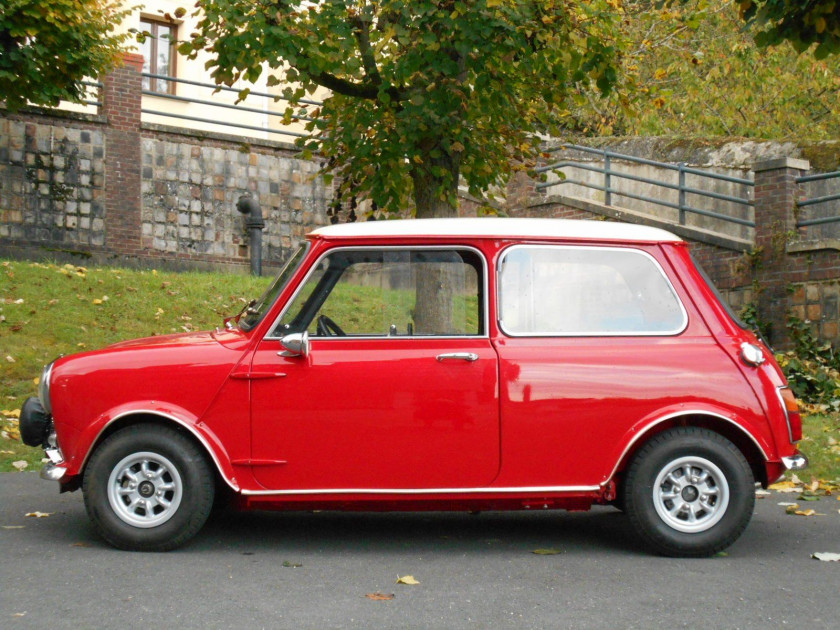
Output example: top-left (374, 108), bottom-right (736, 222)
top-left (410, 148), bottom-right (459, 334)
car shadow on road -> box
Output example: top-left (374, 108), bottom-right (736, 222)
top-left (196, 506), bottom-right (644, 556)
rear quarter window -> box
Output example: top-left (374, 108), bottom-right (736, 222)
top-left (498, 245), bottom-right (687, 336)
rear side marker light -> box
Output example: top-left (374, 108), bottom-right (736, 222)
top-left (739, 343), bottom-right (765, 367)
top-left (778, 387), bottom-right (802, 443)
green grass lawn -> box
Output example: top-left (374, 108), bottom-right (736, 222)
top-left (1, 258), bottom-right (838, 482)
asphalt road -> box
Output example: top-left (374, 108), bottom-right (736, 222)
top-left (1, 473), bottom-right (838, 629)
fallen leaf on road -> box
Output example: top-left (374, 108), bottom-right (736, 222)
top-left (755, 489), bottom-right (770, 498)
top-left (811, 552), bottom-right (840, 562)
top-left (11, 460), bottom-right (28, 471)
top-left (13, 612), bottom-right (26, 617)
top-left (778, 502), bottom-right (798, 506)
top-left (282, 561), bottom-right (302, 568)
top-left (396, 575), bottom-right (420, 585)
top-left (71, 542), bottom-right (91, 547)
top-left (532, 548), bottom-right (565, 555)
top-left (365, 593), bottom-right (394, 601)
top-left (1, 526), bottom-right (24, 529)
top-left (768, 481), bottom-right (801, 493)
top-left (24, 512), bottom-right (52, 518)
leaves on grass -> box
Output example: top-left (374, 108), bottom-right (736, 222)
top-left (5, 355), bottom-right (15, 363)
top-left (365, 592), bottom-right (394, 601)
top-left (532, 548), bottom-right (565, 555)
top-left (811, 552), bottom-right (840, 562)
top-left (11, 460), bottom-right (28, 471)
top-left (24, 512), bottom-right (52, 518)
top-left (396, 575), bottom-right (420, 585)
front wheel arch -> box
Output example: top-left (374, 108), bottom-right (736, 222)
top-left (79, 412), bottom-right (237, 494)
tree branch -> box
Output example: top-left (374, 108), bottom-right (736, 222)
top-left (349, 13), bottom-right (381, 85)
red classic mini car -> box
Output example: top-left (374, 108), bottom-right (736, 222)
top-left (21, 218), bottom-right (806, 555)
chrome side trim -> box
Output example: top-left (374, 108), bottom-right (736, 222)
top-left (242, 485), bottom-right (600, 497)
top-left (497, 244), bottom-right (689, 338)
top-left (265, 245), bottom-right (490, 341)
top-left (79, 410), bottom-right (240, 492)
top-left (602, 410), bottom-right (770, 485)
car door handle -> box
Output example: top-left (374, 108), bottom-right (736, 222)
top-left (435, 352), bottom-right (479, 362)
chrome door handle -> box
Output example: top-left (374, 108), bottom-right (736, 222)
top-left (436, 352), bottom-right (479, 362)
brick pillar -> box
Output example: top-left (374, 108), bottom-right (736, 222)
top-left (752, 157), bottom-right (810, 349)
top-left (101, 52), bottom-right (144, 257)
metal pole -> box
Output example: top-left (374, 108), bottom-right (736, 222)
top-left (678, 163), bottom-right (686, 225)
top-left (236, 195), bottom-right (266, 276)
top-left (604, 150), bottom-right (612, 207)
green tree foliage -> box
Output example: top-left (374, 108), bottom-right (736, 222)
top-left (569, 1), bottom-right (840, 139)
top-left (738, 0), bottom-right (840, 58)
top-left (0, 0), bottom-right (131, 112)
top-left (182, 0), bottom-right (627, 218)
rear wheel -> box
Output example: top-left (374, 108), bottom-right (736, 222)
top-left (83, 425), bottom-right (214, 551)
top-left (624, 427), bottom-right (754, 557)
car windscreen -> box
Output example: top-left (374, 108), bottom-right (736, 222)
top-left (239, 243), bottom-right (309, 331)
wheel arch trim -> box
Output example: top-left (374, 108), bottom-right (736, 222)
top-left (78, 409), bottom-right (240, 492)
top-left (602, 410), bottom-right (770, 486)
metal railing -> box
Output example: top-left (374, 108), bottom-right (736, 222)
top-left (80, 80), bottom-right (103, 108)
top-left (795, 171), bottom-right (840, 228)
top-left (535, 144), bottom-right (755, 229)
top-left (140, 72), bottom-right (323, 140)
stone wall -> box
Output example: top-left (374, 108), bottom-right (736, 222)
top-left (139, 135), bottom-right (328, 265)
top-left (0, 54), bottom-right (331, 273)
top-left (0, 118), bottom-right (106, 248)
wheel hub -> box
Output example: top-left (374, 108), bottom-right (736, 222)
top-left (652, 456), bottom-right (730, 534)
top-left (106, 452), bottom-right (184, 528)
top-left (681, 485), bottom-right (699, 502)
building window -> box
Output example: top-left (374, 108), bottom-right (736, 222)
top-left (140, 17), bottom-right (177, 94)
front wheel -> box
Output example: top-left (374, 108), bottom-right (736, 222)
top-left (83, 425), bottom-right (215, 551)
top-left (624, 427), bottom-right (754, 557)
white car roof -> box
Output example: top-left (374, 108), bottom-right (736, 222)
top-left (310, 217), bottom-right (682, 242)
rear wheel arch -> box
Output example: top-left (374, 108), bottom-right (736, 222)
top-left (612, 413), bottom-right (770, 491)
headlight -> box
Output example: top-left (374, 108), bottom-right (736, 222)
top-left (38, 361), bottom-right (54, 415)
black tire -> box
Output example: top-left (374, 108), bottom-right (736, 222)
top-left (624, 427), bottom-right (754, 557)
top-left (83, 425), bottom-right (215, 551)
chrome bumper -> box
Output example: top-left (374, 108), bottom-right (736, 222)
top-left (782, 453), bottom-right (809, 471)
top-left (40, 461), bottom-right (67, 481)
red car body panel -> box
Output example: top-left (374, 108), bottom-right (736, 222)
top-left (43, 223), bottom-right (801, 512)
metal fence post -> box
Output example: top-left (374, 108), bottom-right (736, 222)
top-left (604, 150), bottom-right (612, 207)
top-left (678, 162), bottom-right (686, 225)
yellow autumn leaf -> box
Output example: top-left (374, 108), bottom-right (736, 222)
top-left (25, 511), bottom-right (53, 518)
top-left (92, 299), bottom-right (103, 305)
top-left (396, 575), bottom-right (420, 585)
top-left (3, 409), bottom-right (21, 418)
top-left (33, 377), bottom-right (39, 385)
top-left (532, 548), bottom-right (565, 555)
top-left (794, 509), bottom-right (816, 517)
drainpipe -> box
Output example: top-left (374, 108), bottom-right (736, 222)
top-left (236, 195), bottom-right (266, 276)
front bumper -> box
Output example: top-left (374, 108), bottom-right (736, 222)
top-left (40, 462), bottom-right (67, 481)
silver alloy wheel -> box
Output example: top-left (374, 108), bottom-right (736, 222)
top-left (652, 456), bottom-right (730, 534)
top-left (106, 451), bottom-right (183, 528)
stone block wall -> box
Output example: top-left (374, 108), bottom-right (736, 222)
top-left (139, 136), bottom-right (328, 264)
top-left (0, 118), bottom-right (106, 248)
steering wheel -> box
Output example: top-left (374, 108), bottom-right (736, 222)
top-left (316, 314), bottom-right (346, 337)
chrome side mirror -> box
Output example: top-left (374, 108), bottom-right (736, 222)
top-left (280, 331), bottom-right (309, 358)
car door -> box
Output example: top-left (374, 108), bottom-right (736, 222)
top-left (249, 246), bottom-right (501, 491)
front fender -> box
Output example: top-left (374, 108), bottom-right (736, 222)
top-left (67, 401), bottom-right (240, 492)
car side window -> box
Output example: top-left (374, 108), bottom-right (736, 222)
top-left (498, 245), bottom-right (686, 336)
top-left (273, 248), bottom-right (484, 337)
